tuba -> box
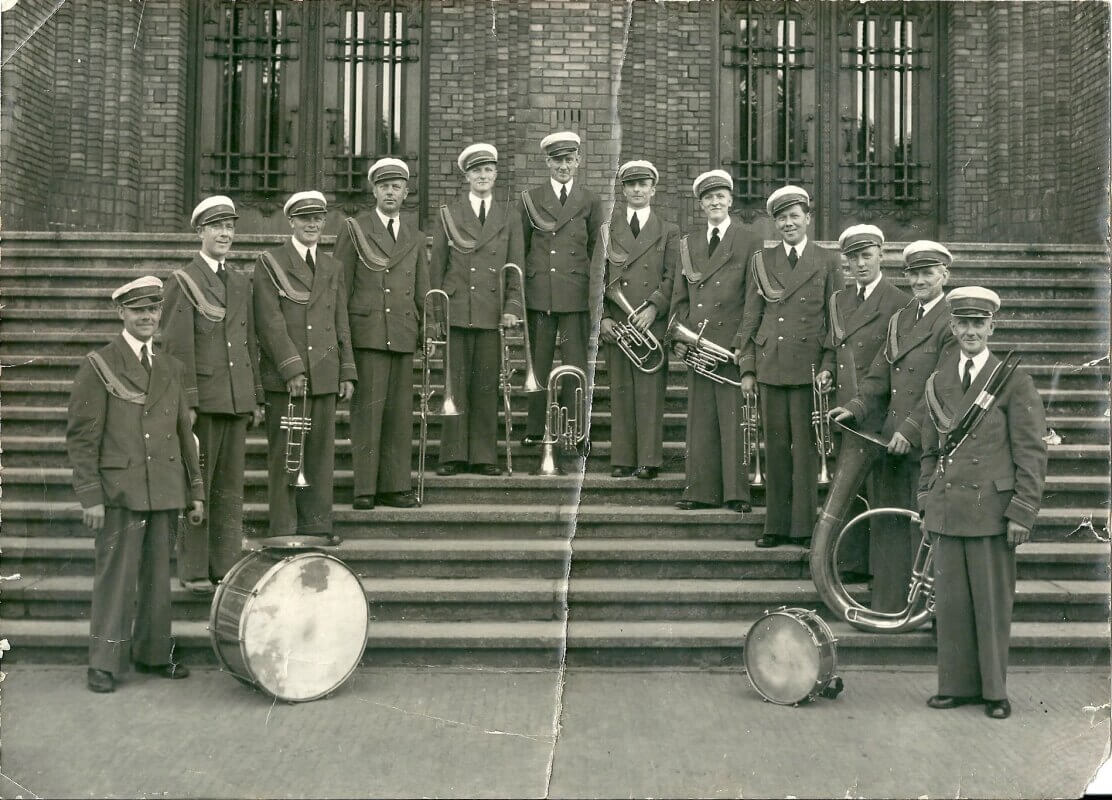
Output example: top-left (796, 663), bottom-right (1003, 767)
top-left (280, 386), bottom-right (312, 489)
top-left (532, 365), bottom-right (587, 476)
top-left (741, 389), bottom-right (764, 487)
top-left (666, 315), bottom-right (742, 387)
top-left (417, 289), bottom-right (461, 505)
top-left (605, 283), bottom-right (666, 374)
top-left (811, 365), bottom-right (834, 486)
top-left (498, 263), bottom-right (543, 475)
top-left (809, 419), bottom-right (934, 633)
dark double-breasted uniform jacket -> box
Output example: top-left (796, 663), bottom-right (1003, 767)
top-left (519, 182), bottom-right (604, 314)
top-left (670, 220), bottom-right (755, 352)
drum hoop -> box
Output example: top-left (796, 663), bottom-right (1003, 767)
top-left (744, 607), bottom-right (838, 706)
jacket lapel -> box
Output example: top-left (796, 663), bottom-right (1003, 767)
top-left (955, 350), bottom-right (999, 410)
top-left (692, 220), bottom-right (738, 281)
top-left (892, 297), bottom-right (945, 363)
top-left (454, 195), bottom-right (484, 246)
top-left (280, 240), bottom-right (315, 292)
top-left (553, 183), bottom-right (587, 231)
top-left (390, 216), bottom-right (418, 265)
top-left (109, 336), bottom-right (152, 395)
top-left (188, 254), bottom-right (226, 305)
top-left (145, 347), bottom-right (171, 407)
top-left (774, 241), bottom-right (823, 301)
top-left (622, 209), bottom-right (662, 265)
top-left (840, 280), bottom-right (886, 340)
top-left (475, 196), bottom-right (508, 250)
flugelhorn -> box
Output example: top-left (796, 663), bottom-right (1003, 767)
top-left (667, 315), bottom-right (742, 387)
top-left (741, 389), bottom-right (764, 487)
top-left (811, 364), bottom-right (833, 486)
top-left (280, 384), bottom-right (312, 489)
top-left (605, 283), bottom-right (665, 374)
top-left (499, 263), bottom-right (543, 476)
top-left (532, 365), bottom-right (587, 476)
top-left (417, 289), bottom-right (461, 505)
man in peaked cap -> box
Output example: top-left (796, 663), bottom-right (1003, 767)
top-left (431, 143), bottom-right (524, 477)
top-left (518, 131), bottom-right (603, 456)
top-left (815, 224), bottom-right (909, 581)
top-left (918, 286), bottom-right (1047, 720)
top-left (332, 159), bottom-right (428, 509)
top-left (831, 239), bottom-right (957, 610)
top-left (669, 169), bottom-right (761, 511)
top-left (736, 185), bottom-right (842, 547)
top-left (67, 276), bottom-right (204, 692)
top-left (254, 191), bottom-right (356, 542)
top-left (161, 196), bottom-right (264, 594)
top-left (598, 160), bottom-right (678, 481)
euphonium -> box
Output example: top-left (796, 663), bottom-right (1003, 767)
top-left (809, 419), bottom-right (934, 633)
top-left (741, 389), bottom-right (764, 487)
top-left (811, 364), bottom-right (834, 486)
top-left (532, 364), bottom-right (587, 476)
top-left (280, 387), bottom-right (312, 489)
top-left (417, 289), bottom-right (461, 505)
top-left (498, 263), bottom-right (543, 476)
top-left (605, 283), bottom-right (665, 374)
top-left (666, 315), bottom-right (742, 387)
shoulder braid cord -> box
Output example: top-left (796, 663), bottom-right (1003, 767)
top-left (883, 307), bottom-right (905, 364)
top-left (258, 252), bottom-right (311, 305)
top-left (87, 352), bottom-right (148, 405)
top-left (345, 217), bottom-right (391, 271)
top-left (678, 236), bottom-right (703, 283)
top-left (750, 250), bottom-right (785, 302)
top-left (603, 221), bottom-right (630, 268)
top-left (439, 205), bottom-right (478, 254)
top-left (172, 269), bottom-right (226, 323)
top-left (828, 289), bottom-right (846, 345)
top-left (520, 190), bottom-right (557, 233)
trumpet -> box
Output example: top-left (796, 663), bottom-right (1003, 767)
top-left (417, 289), bottom-right (461, 505)
top-left (811, 364), bottom-right (833, 486)
top-left (532, 365), bottom-right (588, 476)
top-left (498, 263), bottom-right (543, 476)
top-left (741, 389), bottom-right (764, 487)
top-left (667, 315), bottom-right (742, 387)
top-left (605, 284), bottom-right (665, 374)
top-left (280, 386), bottom-right (312, 489)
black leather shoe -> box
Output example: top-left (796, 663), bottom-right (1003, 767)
top-left (521, 435), bottom-right (542, 447)
top-left (352, 495), bottom-right (375, 510)
top-left (135, 662), bottom-right (190, 680)
top-left (984, 699), bottom-right (1011, 719)
top-left (725, 500), bottom-right (752, 513)
top-left (182, 578), bottom-right (216, 596)
top-left (377, 491), bottom-right (419, 509)
top-left (471, 464), bottom-right (502, 477)
top-left (436, 462), bottom-right (464, 476)
top-left (793, 537), bottom-right (813, 549)
top-left (634, 466), bottom-right (659, 480)
top-left (926, 694), bottom-right (982, 710)
top-left (675, 499), bottom-right (716, 510)
top-left (87, 668), bottom-right (115, 693)
top-left (755, 534), bottom-right (786, 548)
top-left (611, 466), bottom-right (635, 478)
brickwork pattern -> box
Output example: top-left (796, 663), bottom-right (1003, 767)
top-left (1068, 1), bottom-right (1111, 243)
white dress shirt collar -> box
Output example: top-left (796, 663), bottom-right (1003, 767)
top-left (551, 178), bottom-right (574, 199)
top-left (783, 236), bottom-right (808, 258)
top-left (626, 206), bottom-right (650, 229)
top-left (375, 207), bottom-right (400, 232)
top-left (469, 193), bottom-right (492, 218)
top-left (290, 237), bottom-right (317, 264)
top-left (198, 250), bottom-right (221, 274)
top-left (858, 272), bottom-right (883, 300)
top-left (707, 215), bottom-right (731, 241)
top-left (121, 328), bottom-right (153, 363)
top-left (920, 293), bottom-right (945, 317)
top-left (959, 348), bottom-right (992, 384)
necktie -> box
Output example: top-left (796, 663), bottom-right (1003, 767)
top-left (857, 286), bottom-right (866, 304)
top-left (140, 344), bottom-right (152, 375)
top-left (630, 212), bottom-right (640, 237)
top-left (962, 358), bottom-right (973, 392)
top-left (915, 304), bottom-right (925, 322)
top-left (708, 227), bottom-right (720, 257)
top-left (217, 261), bottom-right (227, 286)
top-left (478, 200), bottom-right (486, 226)
top-left (305, 249), bottom-right (316, 271)
top-left (559, 185), bottom-right (568, 205)
top-left (387, 218), bottom-right (396, 241)
top-left (787, 247), bottom-right (798, 268)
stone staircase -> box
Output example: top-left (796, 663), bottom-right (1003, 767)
top-left (1, 233), bottom-right (1108, 667)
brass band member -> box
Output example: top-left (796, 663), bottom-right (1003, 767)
top-left (815, 224), bottom-right (909, 580)
top-left (161, 196), bottom-right (264, 595)
top-left (519, 131), bottom-right (603, 450)
top-left (332, 159), bottom-right (428, 509)
top-left (737, 186), bottom-right (841, 546)
top-left (830, 241), bottom-right (956, 610)
top-left (598, 160), bottom-right (678, 480)
top-left (254, 191), bottom-right (356, 543)
top-left (432, 143), bottom-right (524, 477)
top-left (918, 287), bottom-right (1047, 720)
top-left (67, 277), bottom-right (203, 692)
top-left (671, 170), bottom-right (760, 511)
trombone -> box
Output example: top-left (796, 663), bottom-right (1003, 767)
top-left (498, 263), bottom-right (543, 475)
top-left (741, 389), bottom-right (764, 487)
top-left (280, 382), bottom-right (312, 489)
top-left (667, 315), bottom-right (743, 387)
top-left (605, 283), bottom-right (665, 374)
top-left (811, 364), bottom-right (833, 486)
top-left (532, 365), bottom-right (588, 476)
top-left (417, 289), bottom-right (461, 505)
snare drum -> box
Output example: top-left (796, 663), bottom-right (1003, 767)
top-left (744, 607), bottom-right (839, 705)
top-left (210, 549), bottom-right (369, 702)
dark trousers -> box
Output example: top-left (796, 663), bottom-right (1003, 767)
top-left (607, 343), bottom-right (666, 468)
top-left (934, 533), bottom-right (1016, 701)
top-left (682, 371), bottom-right (750, 505)
top-left (439, 328), bottom-right (500, 467)
top-left (177, 412), bottom-right (247, 583)
top-left (870, 451), bottom-right (921, 611)
top-left (351, 349), bottom-right (414, 497)
top-left (526, 310), bottom-right (590, 436)
top-left (90, 507), bottom-right (176, 675)
top-left (760, 383), bottom-right (817, 540)
top-left (264, 391), bottom-right (337, 536)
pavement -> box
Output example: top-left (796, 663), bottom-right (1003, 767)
top-left (0, 664), bottom-right (1108, 799)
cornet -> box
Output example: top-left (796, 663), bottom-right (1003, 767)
top-left (417, 289), bottom-right (461, 505)
top-left (532, 365), bottom-right (587, 476)
top-left (811, 364), bottom-right (833, 486)
top-left (498, 263), bottom-right (543, 476)
top-left (741, 389), bottom-right (764, 487)
top-left (605, 284), bottom-right (665, 374)
top-left (667, 315), bottom-right (742, 387)
top-left (280, 386), bottom-right (312, 489)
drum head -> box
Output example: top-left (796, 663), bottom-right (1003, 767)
top-left (241, 553), bottom-right (369, 702)
top-left (744, 611), bottom-right (823, 705)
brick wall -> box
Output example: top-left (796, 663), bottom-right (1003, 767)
top-left (1068, 1), bottom-right (1111, 243)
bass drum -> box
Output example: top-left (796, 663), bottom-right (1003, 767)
top-left (744, 607), bottom-right (841, 706)
top-left (210, 549), bottom-right (369, 702)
